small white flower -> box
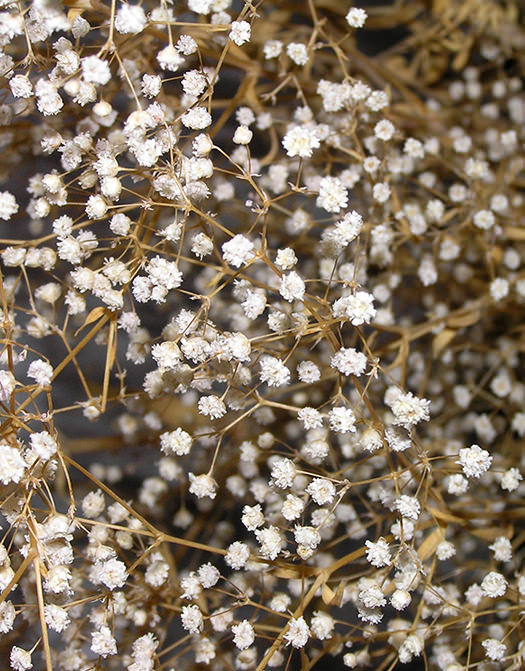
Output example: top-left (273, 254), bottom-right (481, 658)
top-left (482, 638), bottom-right (506, 661)
top-left (98, 558), bottom-right (128, 591)
top-left (233, 125), bottom-right (253, 145)
top-left (0, 444), bottom-right (26, 485)
top-left (282, 126), bottom-right (320, 158)
top-left (365, 538), bottom-right (391, 567)
top-left (189, 473), bottom-right (217, 499)
top-left (317, 176), bottom-right (348, 213)
top-left (181, 604), bottom-right (203, 633)
top-left (331, 347), bottom-right (367, 376)
top-left (457, 444), bottom-right (492, 478)
top-left (10, 647), bottom-right (32, 671)
top-left (232, 619), bottom-right (255, 650)
top-left (91, 625), bottom-right (117, 657)
top-left (259, 356), bottom-right (290, 388)
top-left (279, 271), bottom-right (305, 302)
top-left (333, 291), bottom-right (376, 325)
top-left (0, 191), bottom-right (18, 220)
top-left (346, 7), bottom-right (367, 28)
top-left (114, 3), bottom-right (147, 34)
top-left (284, 616), bottom-right (310, 648)
top-left (480, 571), bottom-right (507, 597)
top-left (222, 234), bottom-right (255, 267)
top-left (229, 21), bottom-right (251, 46)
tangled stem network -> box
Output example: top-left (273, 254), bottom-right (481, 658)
top-left (0, 1), bottom-right (524, 670)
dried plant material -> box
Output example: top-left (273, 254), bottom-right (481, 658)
top-left (0, 1), bottom-right (524, 670)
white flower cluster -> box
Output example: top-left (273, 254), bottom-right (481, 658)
top-left (0, 1), bottom-right (523, 670)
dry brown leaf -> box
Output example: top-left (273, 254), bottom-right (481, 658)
top-left (321, 583), bottom-right (335, 605)
top-left (74, 306), bottom-right (107, 337)
top-left (433, 328), bottom-right (457, 356)
top-left (503, 226), bottom-right (525, 241)
top-left (447, 310), bottom-right (481, 329)
top-left (417, 527), bottom-right (445, 561)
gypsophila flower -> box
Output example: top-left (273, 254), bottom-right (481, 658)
top-left (298, 407), bottom-right (323, 429)
top-left (328, 406), bottom-right (356, 433)
top-left (311, 611), bottom-right (335, 640)
top-left (333, 291), bottom-right (376, 325)
top-left (114, 3), bottom-right (147, 33)
top-left (489, 536), bottom-right (512, 562)
top-left (271, 457), bottom-right (297, 488)
top-left (284, 616), bottom-right (310, 648)
top-left (9, 75), bottom-right (33, 99)
top-left (395, 495), bottom-right (421, 520)
top-left (0, 192), bottom-right (18, 220)
top-left (480, 571), bottom-right (507, 597)
top-left (287, 43), bottom-right (309, 66)
top-left (27, 360), bottom-right (53, 386)
top-left (0, 443), bottom-right (26, 485)
top-left (189, 473), bottom-right (217, 499)
top-left (490, 277), bottom-right (509, 301)
top-left (436, 540), bottom-right (456, 560)
top-left (160, 428), bottom-right (193, 456)
top-left (276, 247), bottom-right (298, 269)
top-left (181, 107), bottom-right (212, 130)
top-left (232, 620), bottom-right (255, 650)
top-left (10, 647), bottom-right (32, 671)
top-left (0, 370), bottom-right (16, 401)
top-left (307, 478), bottom-right (336, 505)
top-left (29, 431), bottom-right (58, 460)
top-left (458, 444), bottom-right (492, 478)
top-left (260, 355), bottom-right (290, 387)
top-left (500, 467), bottom-right (522, 491)
top-left (181, 604), bottom-right (203, 633)
top-left (297, 361), bottom-right (321, 383)
top-left (374, 119), bottom-right (395, 140)
top-left (98, 558), bottom-right (128, 590)
top-left (255, 526), bottom-right (282, 559)
top-left (225, 541), bottom-right (250, 570)
top-left (390, 392), bottom-right (431, 429)
top-left (230, 21), bottom-right (251, 46)
top-left (481, 639), bottom-right (506, 661)
top-left (0, 600), bottom-right (16, 634)
top-left (264, 39), bottom-right (283, 58)
top-left (222, 234), bottom-right (255, 267)
top-left (282, 494), bottom-right (305, 520)
top-left (82, 55), bottom-right (111, 85)
top-left (198, 563), bottom-right (220, 588)
top-left (331, 348), bottom-right (367, 376)
top-left (346, 7), bottom-right (367, 28)
top-left (91, 626), bottom-right (117, 657)
top-left (233, 125), bottom-right (253, 145)
top-left (242, 504), bottom-right (265, 531)
top-left (317, 176), bottom-right (348, 213)
top-left (373, 182), bottom-right (391, 203)
top-left (365, 538), bottom-right (391, 567)
top-left (473, 209), bottom-right (495, 230)
top-left (198, 395), bottom-right (227, 419)
top-left (391, 589), bottom-right (411, 610)
top-left (294, 525), bottom-right (321, 557)
top-left (280, 271), bottom-right (305, 302)
top-left (282, 126), bottom-right (320, 158)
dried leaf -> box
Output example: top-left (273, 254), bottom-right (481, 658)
top-left (503, 226), bottom-right (525, 241)
top-left (74, 306), bottom-right (107, 337)
top-left (447, 310), bottom-right (480, 329)
top-left (322, 583), bottom-right (335, 605)
top-left (428, 506), bottom-right (466, 525)
top-left (433, 328), bottom-right (456, 355)
top-left (417, 527), bottom-right (444, 561)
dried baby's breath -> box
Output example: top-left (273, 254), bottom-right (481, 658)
top-left (0, 1), bottom-right (524, 670)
